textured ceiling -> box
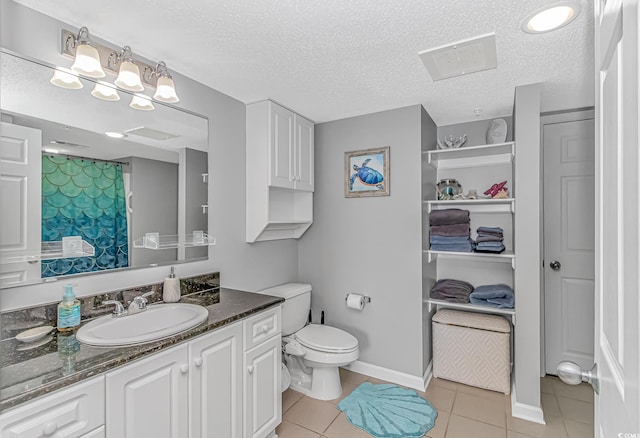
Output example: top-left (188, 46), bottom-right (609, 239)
top-left (14, 0), bottom-right (594, 125)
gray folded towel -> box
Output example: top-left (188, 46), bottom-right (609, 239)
top-left (430, 223), bottom-right (470, 237)
top-left (430, 279), bottom-right (474, 303)
top-left (429, 209), bottom-right (470, 226)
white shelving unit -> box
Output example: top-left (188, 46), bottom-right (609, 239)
top-left (0, 238), bottom-right (95, 263)
top-left (133, 232), bottom-right (216, 250)
top-left (424, 141), bottom-right (516, 322)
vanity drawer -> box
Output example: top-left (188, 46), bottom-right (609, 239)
top-left (244, 306), bottom-right (281, 350)
top-left (0, 375), bottom-right (105, 438)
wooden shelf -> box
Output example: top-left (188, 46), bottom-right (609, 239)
top-left (425, 298), bottom-right (516, 324)
top-left (425, 250), bottom-right (515, 268)
top-left (426, 142), bottom-right (514, 169)
top-left (425, 198), bottom-right (515, 213)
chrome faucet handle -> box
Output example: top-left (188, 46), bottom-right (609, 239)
top-left (103, 300), bottom-right (126, 317)
top-left (130, 291), bottom-right (155, 313)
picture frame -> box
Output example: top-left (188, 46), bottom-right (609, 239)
top-left (344, 146), bottom-right (390, 198)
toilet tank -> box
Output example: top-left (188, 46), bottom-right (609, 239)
top-left (256, 283), bottom-right (311, 335)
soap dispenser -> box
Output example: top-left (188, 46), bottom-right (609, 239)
top-left (57, 284), bottom-right (81, 332)
top-left (163, 266), bottom-right (181, 303)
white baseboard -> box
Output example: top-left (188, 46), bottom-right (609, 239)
top-left (510, 382), bottom-right (546, 424)
top-left (344, 360), bottom-right (427, 392)
top-left (422, 361), bottom-right (433, 392)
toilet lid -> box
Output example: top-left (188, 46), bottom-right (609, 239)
top-left (295, 324), bottom-right (359, 353)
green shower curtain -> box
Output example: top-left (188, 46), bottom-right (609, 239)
top-left (41, 155), bottom-right (128, 277)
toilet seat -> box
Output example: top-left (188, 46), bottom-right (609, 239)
top-left (295, 324), bottom-right (359, 353)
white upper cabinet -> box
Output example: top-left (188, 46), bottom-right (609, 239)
top-left (246, 100), bottom-right (314, 242)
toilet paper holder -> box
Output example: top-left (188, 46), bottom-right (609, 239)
top-left (345, 294), bottom-right (371, 304)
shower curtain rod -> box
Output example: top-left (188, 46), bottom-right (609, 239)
top-left (44, 152), bottom-right (129, 166)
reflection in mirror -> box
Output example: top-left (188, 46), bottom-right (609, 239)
top-left (0, 51), bottom-right (209, 289)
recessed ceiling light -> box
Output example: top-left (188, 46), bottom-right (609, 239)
top-left (105, 131), bottom-right (127, 139)
top-left (522, 3), bottom-right (580, 33)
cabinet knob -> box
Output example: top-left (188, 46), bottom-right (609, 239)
top-left (248, 365), bottom-right (254, 374)
top-left (261, 325), bottom-right (269, 333)
top-left (180, 364), bottom-right (189, 374)
top-left (43, 421), bottom-right (58, 435)
top-left (194, 357), bottom-right (203, 367)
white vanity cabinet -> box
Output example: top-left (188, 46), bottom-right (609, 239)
top-left (242, 307), bottom-right (282, 438)
top-left (189, 322), bottom-right (243, 438)
top-left (246, 100), bottom-right (314, 242)
top-left (0, 375), bottom-right (105, 438)
top-left (106, 343), bottom-right (189, 438)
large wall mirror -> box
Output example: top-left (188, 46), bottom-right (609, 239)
top-left (0, 50), bottom-right (210, 289)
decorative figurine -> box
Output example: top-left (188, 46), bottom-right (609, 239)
top-left (437, 134), bottom-right (468, 150)
top-left (484, 181), bottom-right (508, 198)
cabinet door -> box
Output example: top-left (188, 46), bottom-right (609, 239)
top-left (106, 344), bottom-right (188, 438)
top-left (294, 115), bottom-right (314, 192)
top-left (268, 103), bottom-right (295, 189)
top-left (190, 323), bottom-right (243, 438)
top-left (244, 335), bottom-right (281, 438)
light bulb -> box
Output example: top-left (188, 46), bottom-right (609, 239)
top-left (91, 81), bottom-right (120, 101)
top-left (50, 68), bottom-right (83, 89)
top-left (130, 94), bottom-right (155, 111)
top-left (71, 44), bottom-right (105, 78)
top-left (522, 4), bottom-right (579, 33)
top-left (115, 60), bottom-right (144, 92)
top-left (154, 76), bottom-right (179, 103)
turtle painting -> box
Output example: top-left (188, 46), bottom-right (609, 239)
top-left (350, 158), bottom-right (384, 191)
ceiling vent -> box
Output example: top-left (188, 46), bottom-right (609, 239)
top-left (124, 126), bottom-right (179, 140)
top-left (419, 33), bottom-right (497, 81)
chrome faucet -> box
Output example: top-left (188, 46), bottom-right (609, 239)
top-left (103, 300), bottom-right (126, 317)
top-left (128, 291), bottom-right (155, 315)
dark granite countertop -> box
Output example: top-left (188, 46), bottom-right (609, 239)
top-left (0, 288), bottom-right (283, 412)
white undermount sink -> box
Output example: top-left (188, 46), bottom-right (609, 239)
top-left (76, 303), bottom-right (209, 347)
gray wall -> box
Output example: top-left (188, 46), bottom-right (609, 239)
top-left (0, 1), bottom-right (298, 309)
top-left (438, 117), bottom-right (513, 147)
top-left (127, 157), bottom-right (178, 266)
top-left (185, 148), bottom-right (208, 259)
top-left (513, 83), bottom-right (542, 409)
top-left (298, 105), bottom-right (428, 377)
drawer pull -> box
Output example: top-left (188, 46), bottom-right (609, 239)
top-left (180, 364), bottom-right (189, 374)
top-left (194, 358), bottom-right (203, 367)
top-left (261, 325), bottom-right (269, 333)
top-left (43, 421), bottom-right (58, 435)
top-left (248, 365), bottom-right (254, 374)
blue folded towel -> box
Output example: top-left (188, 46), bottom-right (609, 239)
top-left (470, 284), bottom-right (514, 308)
top-left (430, 235), bottom-right (471, 245)
top-left (475, 241), bottom-right (505, 248)
top-left (430, 242), bottom-right (475, 253)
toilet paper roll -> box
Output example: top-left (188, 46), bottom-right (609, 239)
top-left (346, 293), bottom-right (365, 310)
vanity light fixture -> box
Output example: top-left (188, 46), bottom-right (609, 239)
top-left (68, 27), bottom-right (106, 78)
top-left (153, 61), bottom-right (180, 103)
top-left (91, 81), bottom-right (120, 101)
top-left (522, 3), bottom-right (580, 33)
top-left (49, 67), bottom-right (83, 89)
top-left (129, 94), bottom-right (155, 111)
top-left (113, 46), bottom-right (145, 92)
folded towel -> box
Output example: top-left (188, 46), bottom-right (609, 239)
top-left (429, 223), bottom-right (471, 237)
top-left (430, 279), bottom-right (474, 303)
top-left (429, 209), bottom-right (470, 226)
top-left (430, 235), bottom-right (472, 245)
top-left (475, 241), bottom-right (505, 248)
top-left (474, 244), bottom-right (506, 254)
top-left (476, 234), bottom-right (504, 243)
top-left (430, 242), bottom-right (475, 253)
top-left (470, 284), bottom-right (514, 309)
top-left (476, 226), bottom-right (504, 237)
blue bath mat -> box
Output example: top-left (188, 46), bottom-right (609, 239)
top-left (337, 382), bottom-right (437, 438)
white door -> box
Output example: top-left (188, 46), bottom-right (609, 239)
top-left (544, 116), bottom-right (595, 373)
top-left (294, 115), bottom-right (314, 192)
top-left (593, 0), bottom-right (640, 434)
top-left (269, 103), bottom-right (295, 189)
top-left (0, 121), bottom-right (41, 286)
top-left (106, 344), bottom-right (189, 438)
top-left (190, 323), bottom-right (243, 438)
top-left (244, 336), bottom-right (281, 438)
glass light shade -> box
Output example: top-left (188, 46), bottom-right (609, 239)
top-left (130, 94), bottom-right (155, 111)
top-left (523, 5), bottom-right (578, 33)
top-left (115, 61), bottom-right (144, 92)
top-left (153, 76), bottom-right (180, 103)
top-left (50, 68), bottom-right (83, 89)
top-left (71, 44), bottom-right (105, 78)
top-left (91, 81), bottom-right (120, 101)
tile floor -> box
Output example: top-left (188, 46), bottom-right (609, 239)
top-left (277, 370), bottom-right (594, 438)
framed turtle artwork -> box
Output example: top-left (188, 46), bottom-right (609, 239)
top-left (344, 146), bottom-right (390, 197)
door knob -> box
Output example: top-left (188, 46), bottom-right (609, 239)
top-left (180, 364), bottom-right (189, 374)
top-left (550, 260), bottom-right (561, 271)
top-left (194, 358), bottom-right (203, 367)
top-left (557, 361), bottom-right (599, 394)
top-left (248, 365), bottom-right (254, 374)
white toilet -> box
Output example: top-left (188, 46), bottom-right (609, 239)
top-left (257, 283), bottom-right (359, 400)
